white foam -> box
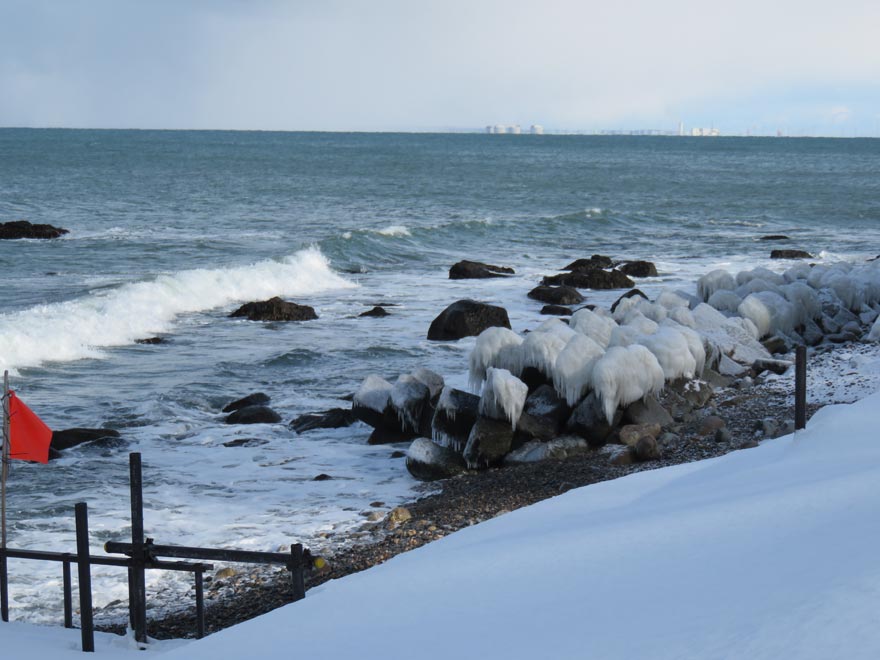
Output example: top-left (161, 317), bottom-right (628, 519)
top-left (0, 248), bottom-right (354, 374)
top-left (376, 225), bottom-right (411, 237)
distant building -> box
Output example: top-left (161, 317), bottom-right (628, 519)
top-left (493, 124), bottom-right (506, 134)
top-left (530, 124), bottom-right (544, 135)
top-left (691, 127), bottom-right (721, 137)
top-left (507, 125), bottom-right (521, 135)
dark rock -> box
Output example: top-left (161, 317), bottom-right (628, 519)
top-left (223, 392), bottom-right (270, 413)
top-left (449, 260), bottom-right (514, 279)
top-left (752, 358), bottom-right (791, 376)
top-left (760, 235), bottom-right (790, 241)
top-left (312, 473), bottom-right (333, 481)
top-left (519, 366), bottom-right (553, 394)
top-left (543, 269), bottom-right (634, 290)
top-left (224, 405), bottom-right (282, 425)
top-left (770, 249), bottom-right (812, 259)
top-left (698, 415), bottom-right (726, 436)
top-left (229, 297), bottom-right (318, 322)
top-left (390, 451), bottom-right (406, 458)
top-left (390, 379), bottom-right (431, 434)
top-left (564, 255), bottom-right (613, 271)
top-left (618, 261), bottom-right (658, 278)
top-left (761, 335), bottom-right (788, 355)
top-left (608, 446), bottom-right (634, 466)
top-left (634, 435), bottom-right (662, 461)
top-left (802, 319), bottom-right (824, 346)
top-left (0, 220), bottom-right (69, 240)
top-left (463, 417), bottom-right (514, 469)
top-left (222, 438), bottom-right (269, 448)
top-left (368, 427), bottom-right (417, 445)
top-left (610, 289), bottom-right (649, 313)
top-left (667, 378), bottom-right (713, 410)
top-left (515, 385), bottom-right (571, 443)
top-left (427, 299), bottom-right (511, 341)
top-left (136, 337), bottom-right (167, 345)
top-left (405, 437), bottom-right (467, 481)
top-left (540, 304), bottom-right (573, 316)
top-left (431, 388), bottom-right (480, 451)
top-left (289, 409), bottom-right (357, 434)
top-left (618, 423), bottom-right (662, 447)
top-left (624, 396), bottom-right (673, 426)
top-left (527, 285), bottom-right (584, 305)
top-left (566, 392), bottom-right (621, 447)
top-left (359, 306), bottom-right (390, 317)
top-left (51, 428), bottom-right (121, 452)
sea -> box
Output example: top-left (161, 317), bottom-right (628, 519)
top-left (1, 129), bottom-right (879, 622)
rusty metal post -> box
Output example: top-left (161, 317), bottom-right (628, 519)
top-left (75, 503), bottom-right (94, 652)
top-left (795, 345), bottom-right (807, 430)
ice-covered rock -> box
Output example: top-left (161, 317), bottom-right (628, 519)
top-left (591, 345), bottom-right (665, 423)
top-left (479, 368), bottom-right (528, 428)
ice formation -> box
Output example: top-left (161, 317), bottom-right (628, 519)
top-left (570, 308), bottom-right (617, 347)
top-left (638, 326), bottom-right (698, 381)
top-left (353, 374), bottom-right (393, 413)
top-left (591, 345), bottom-right (665, 422)
top-left (468, 327), bottom-right (524, 389)
top-left (697, 269), bottom-right (736, 302)
top-left (553, 334), bottom-right (606, 406)
top-left (479, 368), bottom-right (529, 428)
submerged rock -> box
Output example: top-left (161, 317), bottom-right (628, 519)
top-left (543, 269), bottom-right (634, 290)
top-left (449, 260), bottom-right (514, 279)
top-left (225, 405), bottom-right (282, 425)
top-left (0, 220), bottom-right (69, 240)
top-left (427, 299), bottom-right (511, 341)
top-left (527, 285), bottom-right (584, 305)
top-left (223, 392), bottom-right (270, 413)
top-left (771, 249), bottom-right (812, 259)
top-left (563, 255), bottom-right (613, 271)
top-left (51, 428), bottom-right (121, 452)
top-left (540, 304), bottom-right (573, 316)
top-left (229, 297), bottom-right (318, 322)
top-left (618, 260), bottom-right (658, 278)
top-left (359, 306), bottom-right (390, 317)
top-left (289, 409), bottom-right (357, 433)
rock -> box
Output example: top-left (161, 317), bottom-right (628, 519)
top-left (759, 418), bottom-right (779, 438)
top-left (566, 392), bottom-right (621, 447)
top-left (289, 408), bottom-right (357, 433)
top-left (0, 220), bottom-right (69, 240)
top-left (427, 299), bottom-right (511, 341)
top-left (608, 445), bottom-right (634, 466)
top-left (515, 385), bottom-right (571, 443)
top-left (390, 450), bottom-right (406, 458)
top-left (405, 437), bottom-right (467, 481)
top-left (658, 432), bottom-right (682, 449)
top-left (771, 249), bottom-right (812, 259)
top-left (618, 260), bottom-right (658, 278)
top-left (718, 354), bottom-right (748, 377)
top-left (714, 428), bottom-right (733, 443)
top-left (504, 436), bottom-right (589, 464)
top-left (388, 507), bottom-right (412, 525)
top-left (527, 285), bottom-right (584, 305)
top-left (449, 260), bottom-right (514, 279)
top-left (618, 423), bottom-right (661, 447)
top-left (623, 396), bottom-right (673, 427)
top-left (698, 415), bottom-right (726, 436)
top-left (463, 417), bottom-right (515, 469)
top-left (135, 337), bottom-right (167, 345)
top-left (367, 427), bottom-right (417, 445)
top-left (432, 388), bottom-right (480, 451)
top-left (760, 235), bottom-right (790, 241)
top-left (780, 419), bottom-right (796, 436)
top-left (223, 392), bottom-right (270, 413)
top-left (359, 306), bottom-right (390, 317)
top-left (667, 378), bottom-right (713, 409)
top-left (214, 567), bottom-right (237, 580)
top-left (752, 358), bottom-right (791, 376)
top-left (225, 405), bottom-right (281, 425)
top-left (222, 438), bottom-right (269, 448)
top-left (312, 473), bottom-right (333, 481)
top-left (228, 297), bottom-right (318, 322)
top-left (352, 375), bottom-right (401, 431)
top-left (390, 377), bottom-right (431, 434)
top-left (634, 435), bottom-right (661, 461)
top-left (610, 289), bottom-right (648, 313)
top-left (564, 255), bottom-right (613, 271)
top-left (761, 335), bottom-right (788, 355)
top-left (51, 428), bottom-right (121, 452)
top-left (700, 367), bottom-right (733, 390)
top-left (540, 304), bottom-right (572, 316)
top-left (542, 269), bottom-right (634, 290)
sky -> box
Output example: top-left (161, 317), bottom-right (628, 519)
top-left (1, 0), bottom-right (879, 136)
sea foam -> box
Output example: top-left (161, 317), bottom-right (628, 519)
top-left (0, 247), bottom-right (354, 374)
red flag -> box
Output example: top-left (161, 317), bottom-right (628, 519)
top-left (7, 391), bottom-right (52, 464)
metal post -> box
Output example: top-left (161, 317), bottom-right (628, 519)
top-left (75, 503), bottom-right (94, 653)
top-left (1, 370), bottom-right (10, 623)
top-left (0, 552), bottom-right (8, 623)
top-left (194, 568), bottom-right (205, 639)
top-left (289, 543), bottom-right (305, 602)
top-left (129, 453), bottom-right (147, 644)
top-left (795, 345), bottom-right (807, 430)
top-left (63, 555), bottom-right (73, 628)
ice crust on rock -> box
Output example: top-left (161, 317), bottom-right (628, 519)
top-left (697, 269), bottom-right (736, 302)
top-left (479, 368), bottom-right (529, 428)
top-left (591, 345), bottom-right (665, 423)
top-left (354, 374), bottom-right (393, 413)
top-left (468, 327), bottom-right (524, 390)
top-left (570, 308), bottom-right (617, 348)
top-left (553, 334), bottom-right (606, 406)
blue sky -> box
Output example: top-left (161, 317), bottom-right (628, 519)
top-left (1, 0), bottom-right (878, 135)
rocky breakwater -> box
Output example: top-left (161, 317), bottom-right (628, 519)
top-left (350, 255), bottom-right (880, 482)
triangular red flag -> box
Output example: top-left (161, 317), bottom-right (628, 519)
top-left (7, 391), bottom-right (53, 464)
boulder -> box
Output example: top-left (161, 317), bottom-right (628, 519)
top-left (504, 436), bottom-right (589, 464)
top-left (634, 435), bottom-right (662, 461)
top-left (229, 297), bottom-right (317, 322)
top-left (0, 220), bottom-right (69, 240)
top-left (623, 396), bottom-right (673, 427)
top-left (618, 423), bottom-right (661, 447)
top-left (618, 261), bottom-right (658, 278)
top-left (564, 255), bottom-right (613, 271)
top-left (222, 438), bottom-right (269, 448)
top-left (610, 289), bottom-right (648, 313)
top-left (752, 358), bottom-right (791, 376)
top-left (405, 437), bottom-right (467, 481)
top-left (427, 299), bottom-right (511, 341)
top-left (542, 269), bottom-right (634, 290)
top-left (540, 305), bottom-right (572, 316)
top-left (135, 337), bottom-right (167, 345)
top-left (368, 427), bottom-right (417, 445)
top-left (527, 285), bottom-right (584, 305)
top-left (761, 335), bottom-right (788, 355)
top-left (449, 260), bottom-right (514, 279)
top-left (566, 392), bottom-right (622, 447)
top-left (223, 392), bottom-right (270, 413)
top-left (390, 378), bottom-right (431, 434)
top-left (51, 428), bottom-right (121, 452)
top-left (225, 405), bottom-right (282, 425)
top-left (289, 409), bottom-right (357, 434)
top-left (515, 385), bottom-right (571, 443)
top-left (359, 306), bottom-right (390, 317)
top-left (432, 388), bottom-right (480, 451)
top-left (608, 445), bottom-right (635, 466)
top-left (698, 415), bottom-right (726, 436)
top-left (667, 378), bottom-right (713, 409)
top-left (770, 249), bottom-right (812, 259)
top-left (352, 375), bottom-right (405, 432)
top-left (760, 235), bottom-right (790, 241)
top-left (463, 417), bottom-right (514, 469)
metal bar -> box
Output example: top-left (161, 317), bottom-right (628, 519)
top-left (75, 503), bottom-right (94, 653)
top-left (63, 556), bottom-right (73, 628)
top-left (2, 370), bottom-right (10, 623)
top-left (795, 345), bottom-right (807, 430)
top-left (105, 541), bottom-right (294, 566)
top-left (290, 543), bottom-right (305, 602)
top-left (0, 547), bottom-right (210, 572)
top-left (129, 453), bottom-right (147, 644)
top-left (194, 568), bottom-right (205, 639)
top-left (0, 554), bottom-right (7, 622)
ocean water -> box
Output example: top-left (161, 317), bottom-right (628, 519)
top-left (1, 129), bottom-right (879, 621)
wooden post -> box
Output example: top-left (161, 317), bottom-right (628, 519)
top-left (63, 555), bottom-right (73, 628)
top-left (75, 503), bottom-right (94, 653)
top-left (795, 345), bottom-right (807, 430)
top-left (1, 370), bottom-right (10, 622)
top-left (289, 543), bottom-right (305, 602)
top-left (129, 453), bottom-right (147, 644)
top-left (194, 567), bottom-right (205, 639)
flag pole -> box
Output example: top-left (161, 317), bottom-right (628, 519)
top-left (2, 370), bottom-right (10, 553)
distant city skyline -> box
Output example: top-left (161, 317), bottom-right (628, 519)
top-left (1, 0), bottom-right (879, 137)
